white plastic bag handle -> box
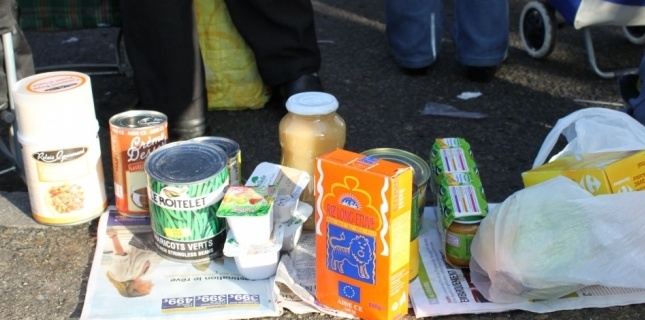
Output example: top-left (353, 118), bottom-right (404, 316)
top-left (532, 107), bottom-right (645, 168)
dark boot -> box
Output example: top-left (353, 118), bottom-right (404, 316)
top-left (279, 73), bottom-right (324, 101)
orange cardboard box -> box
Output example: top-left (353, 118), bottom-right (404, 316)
top-left (315, 149), bottom-right (413, 320)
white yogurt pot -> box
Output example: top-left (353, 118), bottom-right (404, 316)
top-left (245, 162), bottom-right (310, 223)
top-left (216, 186), bottom-right (276, 245)
top-left (281, 202), bottom-right (313, 252)
top-left (273, 194), bottom-right (299, 223)
top-left (223, 224), bottom-right (284, 280)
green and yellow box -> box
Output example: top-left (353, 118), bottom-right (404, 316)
top-left (522, 150), bottom-right (645, 195)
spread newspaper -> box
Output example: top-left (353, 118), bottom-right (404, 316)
top-left (80, 207), bottom-right (352, 319)
top-left (81, 206), bottom-right (645, 319)
top-left (409, 207), bottom-right (645, 317)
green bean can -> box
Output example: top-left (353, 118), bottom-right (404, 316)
top-left (144, 141), bottom-right (229, 263)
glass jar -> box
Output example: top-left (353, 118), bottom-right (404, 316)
top-left (279, 92), bottom-right (346, 229)
top-left (445, 218), bottom-right (482, 268)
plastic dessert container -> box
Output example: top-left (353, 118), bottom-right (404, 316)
top-left (223, 223), bottom-right (284, 280)
top-left (245, 162), bottom-right (310, 223)
top-left (216, 185), bottom-right (276, 245)
top-left (281, 201), bottom-right (313, 252)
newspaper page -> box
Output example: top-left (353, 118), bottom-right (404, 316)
top-left (274, 233), bottom-right (354, 318)
top-left (409, 207), bottom-right (645, 317)
top-left (81, 207), bottom-right (282, 320)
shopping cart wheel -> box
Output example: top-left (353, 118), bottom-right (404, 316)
top-left (519, 1), bottom-right (557, 59)
top-left (623, 26), bottom-right (645, 45)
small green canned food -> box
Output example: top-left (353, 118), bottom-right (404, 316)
top-left (144, 141), bottom-right (230, 263)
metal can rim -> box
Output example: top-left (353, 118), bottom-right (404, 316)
top-left (109, 110), bottom-right (168, 129)
top-left (191, 136), bottom-right (240, 158)
top-left (360, 148), bottom-right (431, 186)
top-left (144, 141), bottom-right (228, 184)
top-left (453, 217), bottom-right (484, 224)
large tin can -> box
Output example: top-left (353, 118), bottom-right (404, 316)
top-left (361, 148), bottom-right (431, 215)
top-left (361, 148), bottom-right (429, 281)
top-left (144, 141), bottom-right (230, 263)
top-left (409, 185), bottom-right (421, 281)
top-left (192, 136), bottom-right (242, 186)
top-left (109, 110), bottom-right (168, 217)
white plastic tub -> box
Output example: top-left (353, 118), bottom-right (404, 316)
top-left (281, 202), bottom-right (313, 252)
top-left (216, 186), bottom-right (275, 245)
top-left (245, 162), bottom-right (310, 223)
top-left (223, 224), bottom-right (284, 280)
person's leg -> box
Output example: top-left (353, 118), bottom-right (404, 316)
top-left (119, 0), bottom-right (207, 140)
top-left (451, 0), bottom-right (509, 81)
top-left (223, 0), bottom-right (322, 99)
top-left (621, 51), bottom-right (645, 125)
top-left (385, 0), bottom-right (444, 74)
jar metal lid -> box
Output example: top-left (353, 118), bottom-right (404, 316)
top-left (285, 92), bottom-right (338, 115)
top-left (191, 136), bottom-right (240, 158)
top-left (454, 216), bottom-right (484, 224)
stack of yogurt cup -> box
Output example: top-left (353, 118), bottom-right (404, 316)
top-left (216, 163), bottom-right (312, 280)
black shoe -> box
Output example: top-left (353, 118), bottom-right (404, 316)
top-left (169, 118), bottom-right (207, 141)
top-left (279, 73), bottom-right (324, 101)
top-left (400, 66), bottom-right (430, 76)
top-left (465, 66), bottom-right (498, 83)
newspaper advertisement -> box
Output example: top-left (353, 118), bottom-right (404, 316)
top-left (274, 233), bottom-right (354, 318)
top-left (81, 207), bottom-right (282, 320)
top-left (82, 205), bottom-right (645, 319)
top-left (81, 207), bottom-right (352, 319)
top-left (409, 207), bottom-right (645, 317)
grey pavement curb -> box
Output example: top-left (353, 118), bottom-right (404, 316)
top-left (0, 191), bottom-right (48, 228)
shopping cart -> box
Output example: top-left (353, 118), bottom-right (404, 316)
top-left (0, 32), bottom-right (23, 179)
top-left (519, 0), bottom-right (645, 78)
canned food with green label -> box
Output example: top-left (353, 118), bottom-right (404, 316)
top-left (144, 141), bottom-right (230, 263)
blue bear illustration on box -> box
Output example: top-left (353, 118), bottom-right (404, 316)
top-left (326, 224), bottom-right (376, 284)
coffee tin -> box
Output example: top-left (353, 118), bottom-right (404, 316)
top-left (109, 110), bottom-right (168, 217)
top-left (144, 141), bottom-right (230, 262)
top-left (192, 136), bottom-right (242, 186)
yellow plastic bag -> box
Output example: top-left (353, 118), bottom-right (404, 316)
top-left (194, 0), bottom-right (270, 110)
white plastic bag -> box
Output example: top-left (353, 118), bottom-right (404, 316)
top-left (469, 176), bottom-right (645, 303)
top-left (532, 107), bottom-right (645, 169)
top-left (470, 107), bottom-right (645, 303)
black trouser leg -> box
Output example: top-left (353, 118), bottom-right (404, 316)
top-left (223, 0), bottom-right (321, 87)
top-left (119, 0), bottom-right (206, 139)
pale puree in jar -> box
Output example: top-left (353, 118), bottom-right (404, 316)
top-left (446, 218), bottom-right (481, 268)
top-left (279, 92), bottom-right (346, 230)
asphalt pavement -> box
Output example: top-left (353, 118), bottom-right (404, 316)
top-left (2, 0), bottom-right (645, 319)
